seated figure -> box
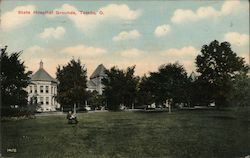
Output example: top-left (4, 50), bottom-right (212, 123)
top-left (66, 111), bottom-right (78, 124)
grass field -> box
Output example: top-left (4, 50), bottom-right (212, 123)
top-left (1, 109), bottom-right (250, 158)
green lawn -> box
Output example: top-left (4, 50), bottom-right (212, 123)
top-left (1, 109), bottom-right (250, 158)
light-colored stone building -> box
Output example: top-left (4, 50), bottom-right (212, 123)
top-left (87, 64), bottom-right (107, 95)
top-left (27, 61), bottom-right (60, 112)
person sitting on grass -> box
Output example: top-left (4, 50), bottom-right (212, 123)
top-left (66, 111), bottom-right (78, 124)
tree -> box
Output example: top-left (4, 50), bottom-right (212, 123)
top-left (56, 59), bottom-right (88, 110)
top-left (87, 91), bottom-right (105, 110)
top-left (227, 74), bottom-right (250, 107)
top-left (189, 77), bottom-right (214, 106)
top-left (195, 40), bottom-right (249, 107)
top-left (102, 66), bottom-right (139, 111)
top-left (137, 75), bottom-right (154, 106)
top-left (0, 46), bottom-right (32, 116)
top-left (123, 66), bottom-right (140, 108)
top-left (139, 62), bottom-right (189, 107)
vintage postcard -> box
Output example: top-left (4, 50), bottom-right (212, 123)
top-left (1, 0), bottom-right (250, 157)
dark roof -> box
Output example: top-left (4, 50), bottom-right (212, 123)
top-left (31, 68), bottom-right (57, 82)
top-left (90, 64), bottom-right (107, 79)
top-left (31, 61), bottom-right (57, 82)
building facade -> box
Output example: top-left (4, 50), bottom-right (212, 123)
top-left (27, 61), bottom-right (60, 112)
top-left (87, 64), bottom-right (107, 95)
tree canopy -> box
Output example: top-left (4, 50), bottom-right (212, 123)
top-left (102, 66), bottom-right (139, 111)
top-left (87, 90), bottom-right (106, 110)
top-left (139, 63), bottom-right (189, 106)
top-left (56, 59), bottom-right (88, 109)
top-left (195, 40), bottom-right (249, 106)
top-left (0, 46), bottom-right (32, 116)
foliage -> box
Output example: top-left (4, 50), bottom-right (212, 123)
top-left (189, 78), bottom-right (214, 106)
top-left (195, 40), bottom-right (249, 107)
top-left (102, 66), bottom-right (139, 111)
top-left (137, 75), bottom-right (154, 106)
top-left (87, 91), bottom-right (106, 110)
top-left (139, 63), bottom-right (189, 106)
top-left (186, 72), bottom-right (215, 106)
top-left (227, 74), bottom-right (250, 107)
top-left (0, 46), bottom-right (32, 116)
top-left (56, 59), bottom-right (88, 109)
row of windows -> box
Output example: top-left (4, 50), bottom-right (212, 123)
top-left (39, 97), bottom-right (52, 105)
top-left (29, 97), bottom-right (56, 105)
top-left (29, 85), bottom-right (56, 94)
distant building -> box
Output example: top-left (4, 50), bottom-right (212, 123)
top-left (27, 61), bottom-right (60, 112)
top-left (87, 64), bottom-right (107, 95)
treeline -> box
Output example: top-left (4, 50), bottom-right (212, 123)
top-left (1, 40), bottom-right (250, 116)
top-left (58, 40), bottom-right (249, 111)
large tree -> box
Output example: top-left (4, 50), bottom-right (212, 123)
top-left (102, 66), bottom-right (139, 111)
top-left (0, 46), bottom-right (32, 116)
top-left (56, 59), bottom-right (88, 110)
top-left (139, 63), bottom-right (189, 106)
top-left (195, 40), bottom-right (249, 107)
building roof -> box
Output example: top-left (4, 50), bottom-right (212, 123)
top-left (31, 61), bottom-right (57, 82)
top-left (90, 64), bottom-right (107, 79)
top-left (87, 80), bottom-right (97, 87)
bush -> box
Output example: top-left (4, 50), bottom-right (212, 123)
top-left (1, 106), bottom-right (35, 117)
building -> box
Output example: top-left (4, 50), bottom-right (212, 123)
top-left (87, 64), bottom-right (107, 95)
top-left (27, 61), bottom-right (60, 112)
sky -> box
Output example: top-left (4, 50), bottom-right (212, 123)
top-left (1, 0), bottom-right (249, 78)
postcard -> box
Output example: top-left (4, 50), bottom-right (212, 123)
top-left (1, 0), bottom-right (249, 157)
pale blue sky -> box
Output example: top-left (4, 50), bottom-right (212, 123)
top-left (1, 0), bottom-right (249, 77)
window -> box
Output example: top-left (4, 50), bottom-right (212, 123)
top-left (29, 86), bottom-right (32, 93)
top-left (51, 87), bottom-right (53, 94)
top-left (46, 97), bottom-right (49, 105)
top-left (40, 86), bottom-right (43, 93)
top-left (40, 97), bottom-right (44, 105)
top-left (46, 86), bottom-right (49, 93)
top-left (34, 85), bottom-right (37, 93)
